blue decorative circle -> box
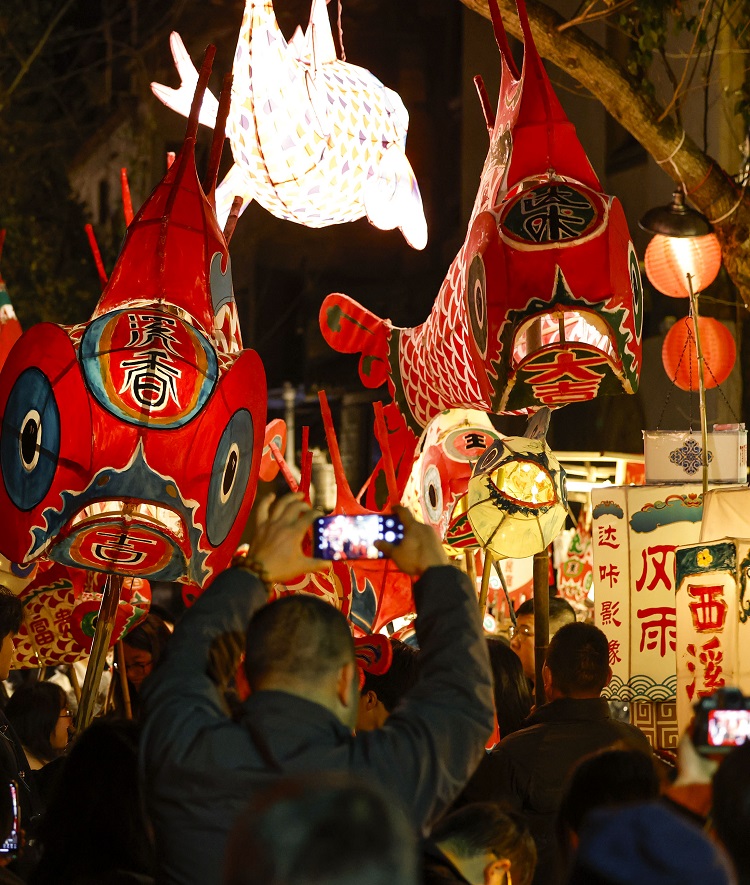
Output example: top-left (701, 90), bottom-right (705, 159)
top-left (1, 368), bottom-right (60, 511)
top-left (206, 409), bottom-right (254, 547)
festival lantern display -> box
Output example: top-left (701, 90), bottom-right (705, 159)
top-left (151, 0), bottom-right (426, 248)
top-left (555, 510), bottom-right (594, 618)
top-left (661, 316), bottom-right (735, 392)
top-left (465, 437), bottom-right (568, 561)
top-left (674, 536), bottom-right (750, 734)
top-left (320, 0), bottom-right (643, 473)
top-left (0, 52), bottom-right (274, 725)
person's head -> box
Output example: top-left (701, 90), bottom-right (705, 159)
top-left (224, 772), bottom-right (416, 885)
top-left (712, 740), bottom-right (750, 881)
top-left (357, 640), bottom-right (419, 732)
top-left (0, 587), bottom-right (22, 682)
top-left (432, 803), bottom-right (536, 885)
top-left (566, 801), bottom-right (735, 885)
top-left (543, 621), bottom-right (610, 701)
top-left (486, 638), bottom-right (532, 738)
top-left (244, 595), bottom-right (357, 729)
top-left (32, 719), bottom-right (154, 884)
top-left (5, 680), bottom-right (71, 764)
top-left (510, 597), bottom-right (576, 683)
top-left (122, 612), bottom-right (172, 690)
top-left (557, 748), bottom-right (660, 863)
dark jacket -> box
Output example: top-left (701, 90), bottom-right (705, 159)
top-left (462, 696), bottom-right (652, 885)
top-left (421, 842), bottom-right (470, 884)
top-left (140, 565), bottom-right (494, 885)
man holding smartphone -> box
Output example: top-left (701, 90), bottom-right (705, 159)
top-left (140, 494), bottom-right (494, 885)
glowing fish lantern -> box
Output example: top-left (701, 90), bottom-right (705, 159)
top-left (0, 54), bottom-right (269, 593)
top-left (320, 0), bottom-right (642, 458)
top-left (151, 0), bottom-right (426, 248)
top-left (401, 409), bottom-right (500, 550)
top-left (465, 437), bottom-right (568, 560)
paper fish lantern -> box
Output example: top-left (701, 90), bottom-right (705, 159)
top-left (0, 55), bottom-right (269, 591)
top-left (320, 0), bottom-right (642, 459)
top-left (401, 409), bottom-right (500, 551)
top-left (151, 0), bottom-right (427, 248)
top-left (12, 563), bottom-right (149, 668)
top-left (465, 437), bottom-right (567, 559)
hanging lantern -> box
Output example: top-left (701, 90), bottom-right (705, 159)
top-left (465, 437), bottom-right (567, 559)
top-left (662, 316), bottom-right (735, 391)
top-left (644, 234), bottom-right (723, 299)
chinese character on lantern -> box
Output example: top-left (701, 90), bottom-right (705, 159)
top-left (598, 564), bottom-right (621, 589)
top-left (687, 584), bottom-right (728, 633)
top-left (608, 639), bottom-right (622, 665)
top-left (637, 606), bottom-right (677, 657)
top-left (600, 600), bottom-right (622, 627)
top-left (635, 545), bottom-right (676, 593)
top-left (597, 525), bottom-right (619, 549)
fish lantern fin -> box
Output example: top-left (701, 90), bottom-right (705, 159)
top-left (151, 32), bottom-right (220, 129)
top-left (259, 419), bottom-right (287, 483)
top-left (319, 294), bottom-right (390, 390)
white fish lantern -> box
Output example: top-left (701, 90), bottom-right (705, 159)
top-left (466, 438), bottom-right (568, 559)
top-left (151, 0), bottom-right (427, 248)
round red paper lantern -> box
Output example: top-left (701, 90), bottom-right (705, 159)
top-left (644, 233), bottom-right (723, 298)
top-left (662, 316), bottom-right (735, 391)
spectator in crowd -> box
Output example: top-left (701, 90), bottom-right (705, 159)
top-left (357, 639), bottom-right (420, 732)
top-left (565, 801), bottom-right (735, 885)
top-left (464, 622), bottom-right (651, 885)
top-left (29, 719), bottom-right (154, 885)
top-left (140, 495), bottom-right (494, 885)
top-left (5, 681), bottom-right (71, 770)
top-left (509, 597), bottom-right (576, 688)
top-left (486, 638), bottom-right (533, 746)
top-left (556, 747), bottom-right (660, 867)
top-left (423, 803), bottom-right (536, 885)
top-left (712, 740), bottom-right (750, 884)
top-left (225, 772), bottom-right (416, 885)
top-left (112, 612), bottom-right (172, 720)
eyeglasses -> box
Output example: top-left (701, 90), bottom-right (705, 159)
top-left (508, 624), bottom-right (534, 640)
top-left (59, 710), bottom-right (73, 719)
top-left (125, 661), bottom-right (153, 673)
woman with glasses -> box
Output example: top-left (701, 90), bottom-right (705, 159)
top-left (111, 613), bottom-right (172, 721)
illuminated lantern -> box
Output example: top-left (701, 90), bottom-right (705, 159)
top-left (0, 52), bottom-right (272, 593)
top-left (320, 0), bottom-right (643, 471)
top-left (662, 316), bottom-right (736, 391)
top-left (644, 234), bottom-right (723, 299)
top-left (151, 0), bottom-right (426, 248)
top-left (465, 437), bottom-right (568, 560)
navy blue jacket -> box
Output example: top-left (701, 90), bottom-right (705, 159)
top-left (140, 565), bottom-right (494, 885)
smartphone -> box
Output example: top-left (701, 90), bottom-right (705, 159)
top-left (706, 709), bottom-right (750, 749)
top-left (0, 782), bottom-right (20, 859)
top-left (312, 514), bottom-right (404, 560)
top-left (693, 688), bottom-right (750, 754)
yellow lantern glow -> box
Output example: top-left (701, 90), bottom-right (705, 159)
top-left (644, 234), bottom-right (722, 299)
top-left (466, 437), bottom-right (568, 559)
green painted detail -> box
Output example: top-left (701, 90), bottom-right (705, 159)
top-left (675, 540), bottom-right (735, 587)
top-left (325, 304), bottom-right (371, 336)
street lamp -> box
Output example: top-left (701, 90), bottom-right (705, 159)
top-left (639, 186), bottom-right (725, 495)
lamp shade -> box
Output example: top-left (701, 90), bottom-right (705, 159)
top-left (644, 233), bottom-right (722, 298)
top-left (662, 316), bottom-right (736, 391)
top-left (466, 437), bottom-right (567, 559)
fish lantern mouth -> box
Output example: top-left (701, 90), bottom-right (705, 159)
top-left (486, 459), bottom-right (557, 510)
top-left (50, 499), bottom-right (190, 582)
top-left (512, 309), bottom-right (618, 368)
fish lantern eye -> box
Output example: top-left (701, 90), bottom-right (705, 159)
top-left (422, 464), bottom-right (443, 525)
top-left (467, 254), bottom-right (488, 359)
top-left (1, 368), bottom-right (61, 510)
top-left (206, 410), bottom-right (254, 547)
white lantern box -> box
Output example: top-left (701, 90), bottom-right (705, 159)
top-left (643, 425), bottom-right (747, 485)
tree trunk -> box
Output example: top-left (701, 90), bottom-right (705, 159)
top-left (458, 0), bottom-right (750, 304)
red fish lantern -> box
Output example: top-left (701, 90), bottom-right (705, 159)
top-left (0, 55), bottom-right (270, 593)
top-left (320, 0), bottom-right (642, 464)
top-left (662, 315), bottom-right (735, 392)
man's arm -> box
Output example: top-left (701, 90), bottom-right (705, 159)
top-left (355, 512), bottom-right (494, 831)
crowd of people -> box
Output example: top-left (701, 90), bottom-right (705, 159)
top-left (0, 493), bottom-right (746, 885)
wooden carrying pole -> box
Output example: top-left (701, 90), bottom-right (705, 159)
top-left (116, 639), bottom-right (133, 719)
top-left (533, 548), bottom-right (550, 707)
top-left (75, 574), bottom-right (124, 732)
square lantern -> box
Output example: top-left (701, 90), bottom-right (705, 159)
top-left (643, 425), bottom-right (746, 485)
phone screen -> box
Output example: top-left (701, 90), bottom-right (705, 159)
top-left (707, 709), bottom-right (750, 747)
top-left (0, 781), bottom-right (20, 858)
top-left (313, 514), bottom-right (404, 560)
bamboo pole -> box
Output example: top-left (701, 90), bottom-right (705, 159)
top-left (116, 640), bottom-right (133, 720)
top-left (478, 550), bottom-right (493, 615)
top-left (69, 663), bottom-right (81, 704)
top-left (75, 574), bottom-right (123, 733)
top-left (533, 549), bottom-right (550, 707)
top-left (687, 274), bottom-right (710, 499)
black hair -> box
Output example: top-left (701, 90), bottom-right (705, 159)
top-left (361, 640), bottom-right (419, 712)
top-left (224, 772), bottom-right (416, 885)
top-left (5, 680), bottom-right (67, 765)
top-left (712, 740), bottom-right (750, 882)
top-left (515, 596), bottom-right (576, 632)
top-left (29, 719), bottom-right (154, 884)
top-left (432, 803), bottom-right (537, 885)
top-left (0, 586), bottom-right (22, 639)
top-left (486, 637), bottom-right (532, 737)
top-left (557, 748), bottom-right (660, 865)
top-left (545, 622), bottom-right (610, 696)
top-left (244, 595), bottom-right (354, 690)
top-left (123, 612), bottom-right (171, 665)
